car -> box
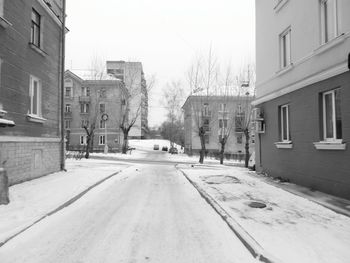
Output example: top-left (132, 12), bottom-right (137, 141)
top-left (162, 146), bottom-right (168, 151)
top-left (169, 147), bottom-right (178, 154)
top-left (153, 144), bottom-right (159, 150)
top-left (248, 151), bottom-right (255, 170)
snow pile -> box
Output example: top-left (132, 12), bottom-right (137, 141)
top-left (179, 164), bottom-right (350, 263)
top-left (0, 159), bottom-right (128, 244)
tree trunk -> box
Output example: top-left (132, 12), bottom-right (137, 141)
top-left (220, 138), bottom-right (226, 165)
top-left (199, 127), bottom-right (206, 164)
top-left (85, 136), bottom-right (91, 159)
top-left (244, 129), bottom-right (250, 168)
top-left (122, 129), bottom-right (129, 154)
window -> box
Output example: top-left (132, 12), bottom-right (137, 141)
top-left (280, 28), bottom-right (291, 68)
top-left (80, 135), bottom-right (87, 145)
top-left (280, 104), bottom-right (291, 142)
top-left (65, 104), bottom-right (71, 113)
top-left (220, 103), bottom-right (227, 112)
top-left (203, 103), bottom-right (210, 116)
top-left (81, 87), bottom-right (90, 96)
top-left (99, 135), bottom-right (105, 145)
top-left (29, 75), bottom-right (41, 116)
top-left (204, 134), bottom-right (209, 144)
top-left (65, 87), bottom-right (72, 97)
top-left (203, 118), bottom-right (210, 132)
top-left (322, 89), bottom-right (342, 141)
top-left (99, 103), bottom-right (105, 113)
top-left (65, 119), bottom-right (71, 129)
top-left (237, 134), bottom-right (243, 144)
top-left (81, 119), bottom-right (89, 128)
top-left (80, 103), bottom-right (89, 113)
top-left (31, 9), bottom-right (41, 47)
top-left (321, 0), bottom-right (338, 44)
top-left (100, 119), bottom-right (106, 129)
top-left (99, 88), bottom-right (106, 98)
top-left (219, 119), bottom-right (228, 129)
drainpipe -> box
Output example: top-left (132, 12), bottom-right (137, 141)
top-left (60, 0), bottom-right (66, 171)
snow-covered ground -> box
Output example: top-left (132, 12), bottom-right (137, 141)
top-left (0, 159), bottom-right (128, 245)
top-left (178, 164), bottom-right (350, 263)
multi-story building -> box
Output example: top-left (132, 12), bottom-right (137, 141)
top-left (254, 0), bottom-right (350, 198)
top-left (64, 70), bottom-right (124, 152)
top-left (0, 0), bottom-right (65, 184)
top-left (106, 61), bottom-right (148, 139)
top-left (182, 95), bottom-right (255, 158)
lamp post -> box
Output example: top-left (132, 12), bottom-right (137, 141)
top-left (101, 113), bottom-right (109, 154)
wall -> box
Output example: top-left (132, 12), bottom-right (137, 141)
top-left (256, 71), bottom-right (350, 199)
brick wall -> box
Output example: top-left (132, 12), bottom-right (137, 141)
top-left (0, 140), bottom-right (60, 185)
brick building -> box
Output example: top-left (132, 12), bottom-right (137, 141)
top-left (254, 0), bottom-right (350, 198)
top-left (182, 95), bottom-right (255, 158)
top-left (106, 61), bottom-right (148, 139)
top-left (64, 70), bottom-right (124, 152)
top-left (0, 0), bottom-right (65, 184)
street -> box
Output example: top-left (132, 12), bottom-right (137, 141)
top-left (0, 160), bottom-right (256, 263)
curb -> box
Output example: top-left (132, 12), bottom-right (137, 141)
top-left (0, 170), bottom-right (122, 248)
top-left (176, 166), bottom-right (282, 263)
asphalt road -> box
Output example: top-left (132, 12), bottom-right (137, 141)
top-left (0, 163), bottom-right (255, 263)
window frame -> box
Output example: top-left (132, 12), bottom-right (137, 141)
top-left (31, 8), bottom-right (41, 48)
top-left (80, 103), bottom-right (89, 113)
top-left (65, 87), bottom-right (72, 98)
top-left (99, 135), bottom-right (105, 145)
top-left (65, 119), bottom-right (71, 129)
top-left (280, 27), bottom-right (292, 69)
top-left (29, 75), bottom-right (42, 117)
top-left (322, 89), bottom-right (342, 142)
top-left (80, 135), bottom-right (87, 145)
top-left (99, 103), bottom-right (106, 113)
top-left (320, 0), bottom-right (338, 44)
top-left (65, 104), bottom-right (71, 113)
top-left (100, 119), bottom-right (106, 129)
top-left (280, 104), bottom-right (290, 142)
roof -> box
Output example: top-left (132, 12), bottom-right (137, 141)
top-left (67, 69), bottom-right (121, 81)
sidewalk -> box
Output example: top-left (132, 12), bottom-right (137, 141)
top-left (178, 163), bottom-right (350, 263)
top-left (0, 159), bottom-right (129, 246)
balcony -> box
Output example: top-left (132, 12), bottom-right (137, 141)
top-left (79, 96), bottom-right (91, 103)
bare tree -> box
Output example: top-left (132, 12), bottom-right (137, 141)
top-left (119, 66), bottom-right (155, 154)
top-left (162, 81), bottom-right (185, 147)
top-left (235, 64), bottom-right (256, 167)
top-left (187, 49), bottom-right (219, 164)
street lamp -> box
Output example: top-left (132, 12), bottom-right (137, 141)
top-left (101, 113), bottom-right (109, 154)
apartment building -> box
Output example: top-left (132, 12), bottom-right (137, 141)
top-left (0, 0), bottom-right (65, 184)
top-left (254, 0), bottom-right (350, 198)
top-left (182, 95), bottom-right (255, 158)
top-left (64, 70), bottom-right (124, 152)
top-left (106, 61), bottom-right (148, 139)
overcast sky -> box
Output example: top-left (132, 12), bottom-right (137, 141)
top-left (65, 0), bottom-right (255, 127)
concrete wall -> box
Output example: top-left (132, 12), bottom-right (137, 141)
top-left (256, 71), bottom-right (350, 199)
top-left (256, 0), bottom-right (350, 100)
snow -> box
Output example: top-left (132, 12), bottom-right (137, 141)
top-left (0, 159), bottom-right (128, 245)
top-left (0, 164), bottom-right (256, 263)
top-left (178, 164), bottom-right (350, 263)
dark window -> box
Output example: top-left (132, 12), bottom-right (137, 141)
top-left (31, 9), bottom-right (41, 47)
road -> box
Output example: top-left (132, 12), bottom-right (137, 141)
top-left (0, 159), bottom-right (255, 262)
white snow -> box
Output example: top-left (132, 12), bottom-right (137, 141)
top-left (0, 159), bottom-right (128, 244)
top-left (178, 164), bottom-right (350, 263)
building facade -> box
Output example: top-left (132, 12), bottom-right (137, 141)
top-left (0, 0), bottom-right (65, 184)
top-left (106, 61), bottom-right (148, 139)
top-left (255, 0), bottom-right (350, 198)
top-left (182, 95), bottom-right (255, 159)
top-left (64, 70), bottom-right (124, 152)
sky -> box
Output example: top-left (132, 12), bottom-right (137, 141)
top-left (65, 0), bottom-right (255, 127)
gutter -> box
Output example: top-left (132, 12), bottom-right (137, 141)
top-left (60, 0), bottom-right (66, 171)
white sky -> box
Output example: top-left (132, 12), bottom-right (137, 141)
top-left (65, 0), bottom-right (255, 127)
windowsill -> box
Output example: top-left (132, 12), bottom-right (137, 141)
top-left (275, 141), bottom-right (293, 149)
top-left (313, 141), bottom-right (346, 150)
top-left (27, 114), bottom-right (47, 124)
top-left (275, 63), bottom-right (294, 77)
top-left (274, 0), bottom-right (289, 13)
top-left (0, 118), bottom-right (15, 127)
top-left (0, 16), bottom-right (12, 28)
top-left (28, 43), bottom-right (47, 57)
top-left (314, 33), bottom-right (349, 56)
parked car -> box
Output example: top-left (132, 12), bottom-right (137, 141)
top-left (153, 144), bottom-right (159, 150)
top-left (169, 147), bottom-right (178, 154)
top-left (162, 146), bottom-right (168, 151)
top-left (248, 151), bottom-right (255, 170)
